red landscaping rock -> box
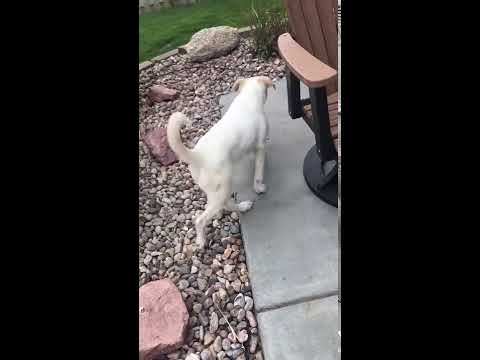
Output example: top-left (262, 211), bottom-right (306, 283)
top-left (147, 85), bottom-right (178, 104)
top-left (139, 279), bottom-right (189, 360)
top-left (143, 127), bottom-right (177, 166)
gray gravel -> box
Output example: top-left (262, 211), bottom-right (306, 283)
top-left (139, 39), bottom-right (283, 359)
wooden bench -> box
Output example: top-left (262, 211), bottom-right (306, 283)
top-left (278, 0), bottom-right (339, 207)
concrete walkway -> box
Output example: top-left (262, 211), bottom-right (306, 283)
top-left (220, 78), bottom-right (339, 360)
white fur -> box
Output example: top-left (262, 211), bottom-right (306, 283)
top-left (167, 76), bottom-right (274, 248)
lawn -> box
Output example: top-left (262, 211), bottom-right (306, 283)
top-left (139, 0), bottom-right (283, 63)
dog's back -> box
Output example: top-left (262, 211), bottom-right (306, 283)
top-left (194, 79), bottom-right (269, 163)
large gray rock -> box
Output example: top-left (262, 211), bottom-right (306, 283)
top-left (178, 26), bottom-right (240, 62)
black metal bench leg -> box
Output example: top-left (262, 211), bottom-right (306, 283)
top-left (286, 70), bottom-right (303, 119)
top-left (284, 72), bottom-right (338, 207)
top-left (303, 87), bottom-right (338, 207)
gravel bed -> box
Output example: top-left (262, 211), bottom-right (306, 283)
top-left (139, 39), bottom-right (286, 360)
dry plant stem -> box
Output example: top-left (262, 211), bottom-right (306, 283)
top-left (215, 302), bottom-right (247, 352)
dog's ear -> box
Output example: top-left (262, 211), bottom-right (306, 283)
top-left (257, 76), bottom-right (276, 90)
top-left (232, 79), bottom-right (245, 92)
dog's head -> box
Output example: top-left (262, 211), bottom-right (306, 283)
top-left (232, 76), bottom-right (276, 103)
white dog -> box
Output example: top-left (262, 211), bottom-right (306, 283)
top-left (167, 76), bottom-right (275, 248)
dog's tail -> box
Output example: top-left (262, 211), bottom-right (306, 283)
top-left (167, 112), bottom-right (196, 164)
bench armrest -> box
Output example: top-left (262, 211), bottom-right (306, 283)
top-left (278, 33), bottom-right (337, 88)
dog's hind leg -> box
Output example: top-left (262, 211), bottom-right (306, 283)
top-left (253, 145), bottom-right (267, 194)
top-left (195, 195), bottom-right (225, 249)
top-left (194, 173), bottom-right (232, 249)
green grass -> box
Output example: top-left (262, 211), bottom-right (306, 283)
top-left (139, 0), bottom-right (282, 63)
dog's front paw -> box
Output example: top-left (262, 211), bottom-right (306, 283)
top-left (238, 200), bottom-right (254, 212)
top-left (254, 181), bottom-right (267, 194)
